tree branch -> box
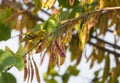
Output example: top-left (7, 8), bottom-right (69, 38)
top-left (24, 10), bottom-right (45, 22)
top-left (25, 6), bottom-right (120, 55)
top-left (91, 35), bottom-right (120, 49)
top-left (88, 41), bottom-right (120, 57)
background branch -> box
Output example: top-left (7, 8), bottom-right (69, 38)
top-left (2, 0), bottom-right (45, 22)
top-left (91, 35), bottom-right (120, 49)
top-left (88, 41), bottom-right (120, 57)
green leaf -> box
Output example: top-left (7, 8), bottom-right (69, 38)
top-left (0, 72), bottom-right (16, 83)
top-left (33, 0), bottom-right (41, 12)
top-left (14, 56), bottom-right (24, 71)
top-left (0, 23), bottom-right (11, 41)
top-left (68, 66), bottom-right (79, 76)
top-left (70, 35), bottom-right (82, 62)
top-left (68, 5), bottom-right (83, 19)
top-left (102, 55), bottom-right (110, 82)
top-left (33, 24), bottom-right (42, 31)
top-left (0, 8), bottom-right (12, 23)
top-left (94, 69), bottom-right (100, 77)
top-left (43, 16), bottom-right (57, 33)
top-left (14, 44), bottom-right (25, 70)
top-left (47, 77), bottom-right (57, 83)
top-left (0, 49), bottom-right (16, 72)
top-left (5, 46), bottom-right (15, 56)
top-left (50, 69), bottom-right (59, 77)
top-left (16, 44), bottom-right (25, 57)
top-left (58, 0), bottom-right (79, 9)
top-left (62, 73), bottom-right (70, 83)
top-left (59, 11), bottom-right (69, 21)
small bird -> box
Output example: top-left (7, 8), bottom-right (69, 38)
top-left (22, 30), bottom-right (46, 42)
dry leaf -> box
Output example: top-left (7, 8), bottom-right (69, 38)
top-left (24, 57), bottom-right (28, 81)
top-left (32, 57), bottom-right (41, 83)
top-left (55, 40), bottom-right (66, 57)
top-left (30, 60), bottom-right (34, 82)
top-left (40, 50), bottom-right (47, 65)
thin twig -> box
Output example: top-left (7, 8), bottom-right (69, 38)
top-left (3, 10), bottom-right (25, 24)
top-left (41, 9), bottom-right (51, 16)
top-left (88, 41), bottom-right (120, 57)
top-left (3, 0), bottom-right (45, 22)
top-left (91, 35), bottom-right (120, 49)
top-left (25, 6), bottom-right (120, 55)
top-left (10, 33), bottom-right (25, 39)
top-left (24, 40), bottom-right (41, 56)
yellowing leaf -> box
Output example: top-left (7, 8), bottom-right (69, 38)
top-left (49, 41), bottom-right (58, 67)
top-left (97, 50), bottom-right (104, 63)
top-left (42, 0), bottom-right (56, 9)
top-left (36, 40), bottom-right (49, 53)
top-left (60, 56), bottom-right (65, 66)
top-left (79, 24), bottom-right (88, 49)
top-left (111, 64), bottom-right (120, 83)
top-left (55, 41), bottom-right (66, 57)
top-left (79, 14), bottom-right (99, 49)
top-left (88, 14), bottom-right (100, 29)
top-left (99, 14), bottom-right (108, 35)
top-left (48, 52), bottom-right (58, 73)
top-left (99, 0), bottom-right (104, 9)
top-left (64, 28), bottom-right (72, 44)
top-left (49, 52), bottom-right (58, 66)
top-left (33, 0), bottom-right (41, 10)
top-left (86, 0), bottom-right (93, 4)
top-left (70, 35), bottom-right (82, 63)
